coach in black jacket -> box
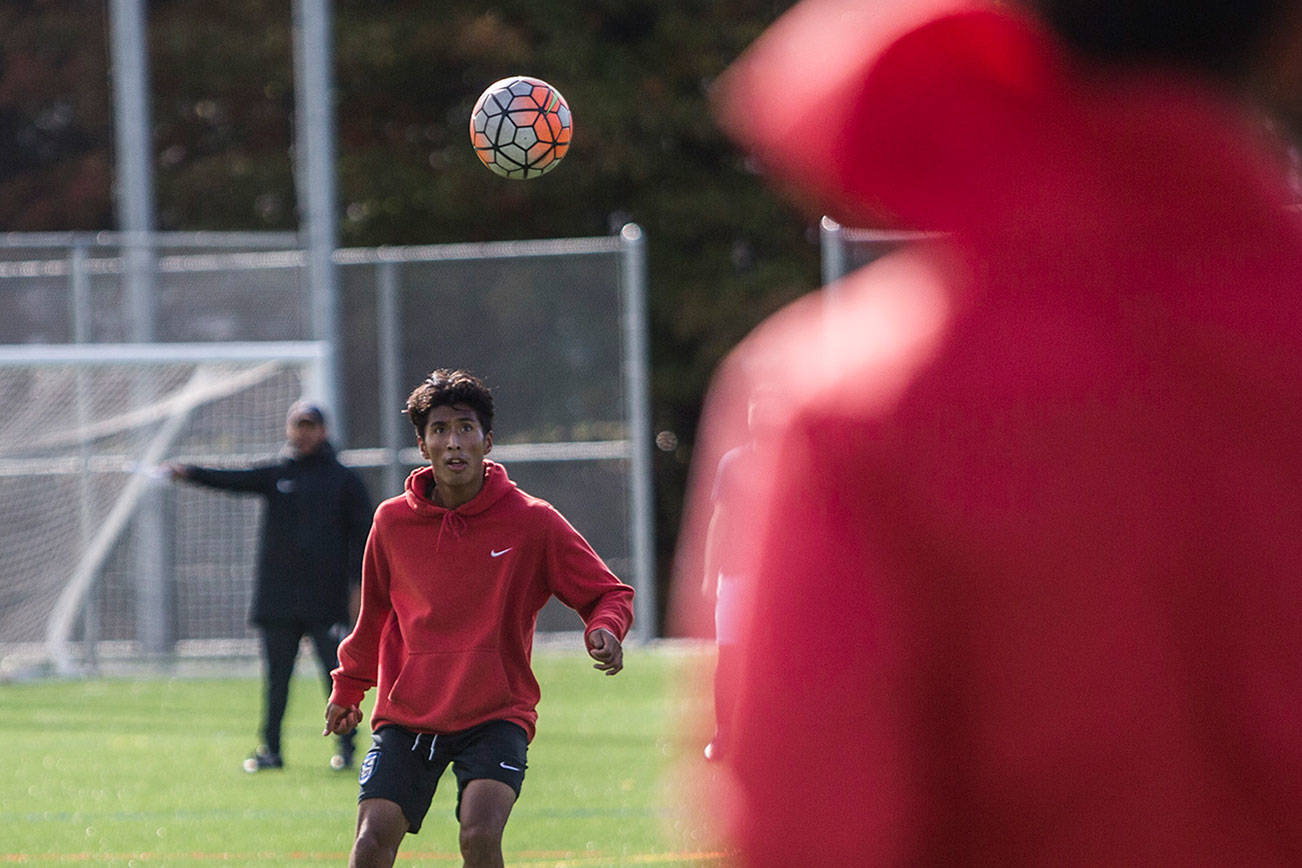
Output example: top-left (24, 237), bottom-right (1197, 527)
top-left (168, 400), bottom-right (372, 773)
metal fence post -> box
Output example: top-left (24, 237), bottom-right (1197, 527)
top-left (70, 240), bottom-right (99, 668)
top-left (293, 0), bottom-right (344, 446)
top-left (377, 259), bottom-right (405, 497)
top-left (820, 215), bottom-right (846, 284)
top-left (619, 224), bottom-right (656, 640)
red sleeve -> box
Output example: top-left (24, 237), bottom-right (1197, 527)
top-left (543, 507), bottom-right (634, 641)
top-left (329, 520), bottom-right (392, 707)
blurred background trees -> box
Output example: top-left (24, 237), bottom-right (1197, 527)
top-left (0, 0), bottom-right (820, 590)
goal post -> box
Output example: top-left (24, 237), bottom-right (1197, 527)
top-left (0, 341), bottom-right (326, 677)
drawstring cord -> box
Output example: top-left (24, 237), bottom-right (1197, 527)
top-left (411, 732), bottom-right (438, 761)
top-left (435, 510), bottom-right (469, 551)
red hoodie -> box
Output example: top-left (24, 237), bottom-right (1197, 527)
top-left (331, 460), bottom-right (633, 740)
top-left (675, 1), bottom-right (1302, 864)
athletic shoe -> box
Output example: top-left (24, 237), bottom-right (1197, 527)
top-left (242, 747), bottom-right (283, 773)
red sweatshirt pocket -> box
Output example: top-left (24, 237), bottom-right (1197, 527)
top-left (386, 649), bottom-right (513, 726)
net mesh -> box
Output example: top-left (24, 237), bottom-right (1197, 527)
top-left (0, 348), bottom-right (321, 675)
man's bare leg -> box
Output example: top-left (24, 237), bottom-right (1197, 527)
top-left (350, 797), bottom-right (408, 868)
top-left (457, 779), bottom-right (517, 868)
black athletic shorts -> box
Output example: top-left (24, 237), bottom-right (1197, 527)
top-left (357, 720), bottom-right (528, 834)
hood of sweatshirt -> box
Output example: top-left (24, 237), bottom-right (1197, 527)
top-left (712, 0), bottom-right (1283, 238)
top-left (403, 460), bottom-right (515, 516)
top-left (402, 460), bottom-right (517, 550)
top-left (714, 0), bottom-right (1060, 233)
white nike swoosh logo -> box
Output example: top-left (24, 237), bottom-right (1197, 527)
top-left (499, 762), bottom-right (521, 771)
top-left (490, 548), bottom-right (513, 558)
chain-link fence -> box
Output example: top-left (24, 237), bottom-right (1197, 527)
top-left (0, 229), bottom-right (653, 676)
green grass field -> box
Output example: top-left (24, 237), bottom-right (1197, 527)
top-left (0, 644), bottom-right (724, 866)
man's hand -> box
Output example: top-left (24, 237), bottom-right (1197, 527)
top-left (324, 701), bottom-right (362, 736)
top-left (161, 462), bottom-right (190, 481)
top-left (586, 628), bottom-right (624, 676)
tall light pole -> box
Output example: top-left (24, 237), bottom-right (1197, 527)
top-left (109, 0), bottom-right (156, 341)
top-left (109, 0), bottom-right (172, 659)
top-left (292, 0), bottom-right (344, 444)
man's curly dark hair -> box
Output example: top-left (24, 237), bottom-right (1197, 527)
top-left (404, 369), bottom-right (494, 435)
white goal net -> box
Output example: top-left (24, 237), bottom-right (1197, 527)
top-left (0, 342), bottom-right (325, 677)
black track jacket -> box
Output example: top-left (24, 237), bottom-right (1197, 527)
top-left (181, 443), bottom-right (372, 626)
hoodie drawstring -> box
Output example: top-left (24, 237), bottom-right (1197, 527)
top-left (436, 510), bottom-right (469, 551)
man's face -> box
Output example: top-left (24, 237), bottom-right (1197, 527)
top-left (418, 403), bottom-right (493, 495)
top-left (286, 416), bottom-right (327, 457)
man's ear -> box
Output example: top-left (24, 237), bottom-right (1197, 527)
top-left (484, 431), bottom-right (493, 454)
top-left (417, 435), bottom-right (429, 462)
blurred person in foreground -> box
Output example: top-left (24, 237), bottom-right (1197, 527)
top-left (323, 369), bottom-right (633, 868)
top-left (167, 400), bottom-right (372, 772)
top-left (699, 386), bottom-right (780, 763)
top-left (673, 0), bottom-right (1302, 863)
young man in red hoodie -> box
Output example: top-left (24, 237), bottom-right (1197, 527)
top-left (324, 369), bottom-right (633, 868)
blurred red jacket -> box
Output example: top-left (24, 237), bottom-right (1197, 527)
top-left (677, 0), bottom-right (1302, 863)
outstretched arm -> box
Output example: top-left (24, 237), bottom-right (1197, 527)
top-left (164, 462), bottom-right (275, 494)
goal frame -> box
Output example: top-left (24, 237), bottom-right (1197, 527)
top-left (0, 340), bottom-right (326, 676)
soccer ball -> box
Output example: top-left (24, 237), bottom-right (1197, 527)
top-left (470, 76), bottom-right (572, 179)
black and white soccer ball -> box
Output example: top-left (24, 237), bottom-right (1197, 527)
top-left (470, 76), bottom-right (572, 180)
